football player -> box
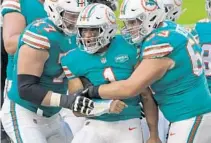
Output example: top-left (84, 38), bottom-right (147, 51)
top-left (141, 0), bottom-right (184, 142)
top-left (82, 0), bottom-right (211, 143)
top-left (1, 0), bottom-right (94, 143)
top-left (61, 3), bottom-right (160, 143)
top-left (1, 0), bottom-right (47, 142)
top-left (192, 0), bottom-right (211, 92)
top-left (1, 0), bottom-right (47, 114)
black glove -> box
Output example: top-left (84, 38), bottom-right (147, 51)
top-left (79, 76), bottom-right (101, 99)
top-left (80, 76), bottom-right (93, 89)
top-left (78, 86), bottom-right (101, 99)
top-left (88, 0), bottom-right (118, 11)
top-left (59, 92), bottom-right (94, 115)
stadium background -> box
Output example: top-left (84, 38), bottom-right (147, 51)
top-left (115, 0), bottom-right (207, 27)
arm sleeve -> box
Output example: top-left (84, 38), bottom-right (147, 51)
top-left (1, 0), bottom-right (21, 16)
top-left (141, 31), bottom-right (174, 59)
top-left (19, 20), bottom-right (51, 51)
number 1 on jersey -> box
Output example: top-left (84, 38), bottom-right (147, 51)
top-left (103, 67), bottom-right (116, 82)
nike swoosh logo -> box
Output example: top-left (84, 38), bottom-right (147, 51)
top-left (96, 17), bottom-right (101, 19)
top-left (170, 133), bottom-right (176, 136)
top-left (129, 127), bottom-right (137, 131)
top-left (131, 9), bottom-right (137, 11)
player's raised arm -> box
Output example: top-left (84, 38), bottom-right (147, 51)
top-left (2, 0), bottom-right (26, 54)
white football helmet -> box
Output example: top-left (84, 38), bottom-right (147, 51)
top-left (162, 0), bottom-right (183, 21)
top-left (119, 0), bottom-right (166, 44)
top-left (76, 3), bottom-right (117, 54)
top-left (88, 0), bottom-right (119, 11)
top-left (44, 0), bottom-right (88, 35)
top-left (206, 0), bottom-right (211, 19)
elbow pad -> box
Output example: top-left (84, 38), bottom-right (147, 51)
top-left (18, 74), bottom-right (49, 105)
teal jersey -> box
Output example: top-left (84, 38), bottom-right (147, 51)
top-left (61, 35), bottom-right (142, 122)
top-left (141, 21), bottom-right (211, 122)
top-left (194, 19), bottom-right (211, 91)
top-left (1, 0), bottom-right (47, 80)
top-left (8, 18), bottom-right (76, 117)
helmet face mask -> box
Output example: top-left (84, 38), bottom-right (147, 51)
top-left (77, 27), bottom-right (102, 54)
top-left (206, 0), bottom-right (211, 20)
top-left (61, 11), bottom-right (80, 35)
top-left (44, 0), bottom-right (87, 36)
top-left (121, 18), bottom-right (143, 44)
top-left (76, 3), bottom-right (117, 54)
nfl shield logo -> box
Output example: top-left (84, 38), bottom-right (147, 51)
top-left (101, 57), bottom-right (107, 64)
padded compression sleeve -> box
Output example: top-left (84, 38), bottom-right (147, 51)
top-left (18, 74), bottom-right (49, 105)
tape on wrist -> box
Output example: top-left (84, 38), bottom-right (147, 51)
top-left (50, 92), bottom-right (62, 107)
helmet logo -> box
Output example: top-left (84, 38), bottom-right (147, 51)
top-left (105, 8), bottom-right (116, 24)
top-left (141, 0), bottom-right (158, 11)
top-left (174, 0), bottom-right (182, 6)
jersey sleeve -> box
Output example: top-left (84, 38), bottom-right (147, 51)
top-left (1, 0), bottom-right (21, 16)
top-left (187, 24), bottom-right (199, 44)
top-left (20, 20), bottom-right (51, 51)
top-left (141, 31), bottom-right (174, 59)
top-left (61, 52), bottom-right (77, 80)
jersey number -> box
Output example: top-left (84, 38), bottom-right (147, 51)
top-left (103, 67), bottom-right (116, 82)
top-left (186, 38), bottom-right (203, 76)
top-left (202, 44), bottom-right (211, 76)
top-left (44, 24), bottom-right (56, 32)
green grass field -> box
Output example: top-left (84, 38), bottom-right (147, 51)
top-left (115, 0), bottom-right (207, 26)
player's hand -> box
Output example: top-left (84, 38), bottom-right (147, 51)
top-left (109, 100), bottom-right (128, 114)
top-left (59, 91), bottom-right (94, 115)
top-left (72, 96), bottom-right (94, 115)
top-left (146, 137), bottom-right (162, 143)
top-left (76, 86), bottom-right (101, 99)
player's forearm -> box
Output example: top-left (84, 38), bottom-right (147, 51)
top-left (3, 34), bottom-right (20, 54)
top-left (68, 78), bottom-right (84, 94)
top-left (18, 74), bottom-right (72, 108)
top-left (142, 88), bottom-right (159, 138)
top-left (98, 80), bottom-right (139, 99)
top-left (18, 74), bottom-right (94, 116)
